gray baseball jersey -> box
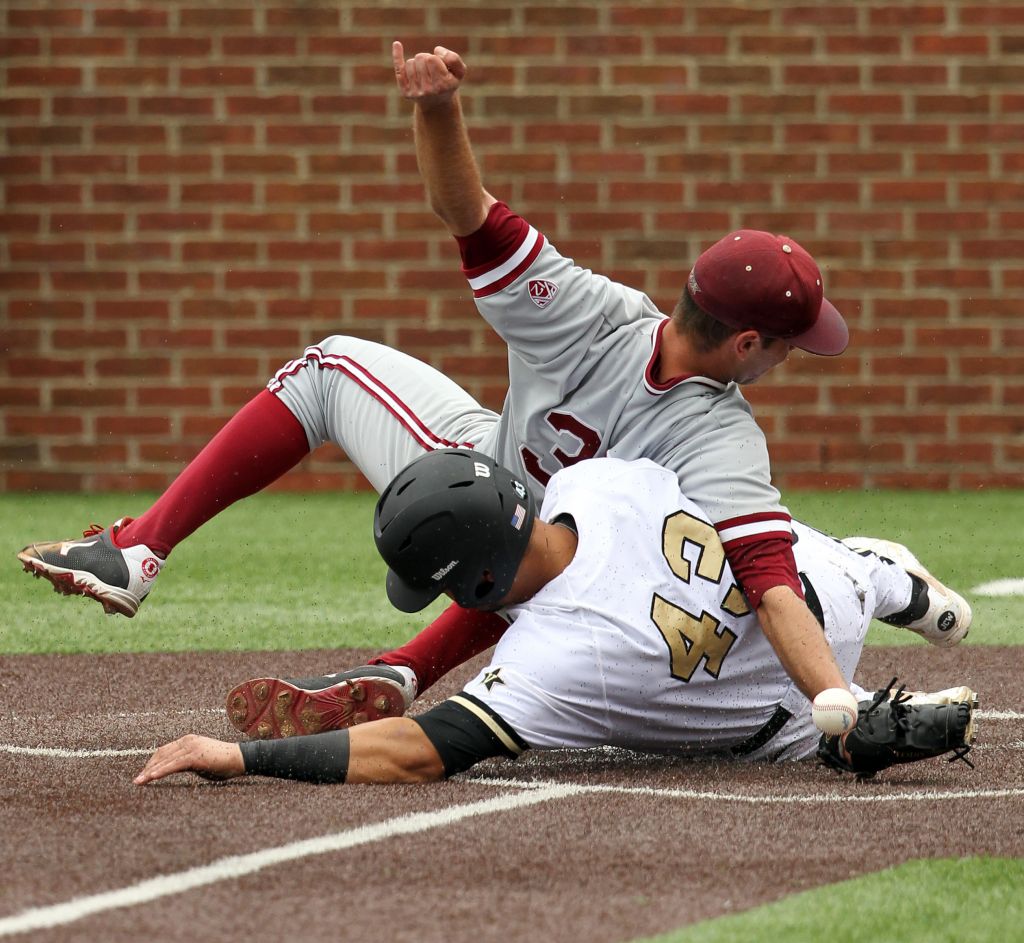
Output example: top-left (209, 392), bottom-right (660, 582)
top-left (270, 203), bottom-right (794, 587)
top-left (464, 204), bottom-right (793, 553)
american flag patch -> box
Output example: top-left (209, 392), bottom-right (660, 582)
top-left (511, 504), bottom-right (526, 530)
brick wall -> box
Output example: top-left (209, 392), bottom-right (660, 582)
top-left (3, 1), bottom-right (1023, 492)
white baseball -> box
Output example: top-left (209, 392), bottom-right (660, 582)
top-left (811, 687), bottom-right (859, 735)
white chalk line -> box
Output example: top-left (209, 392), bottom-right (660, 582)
top-left (970, 577), bottom-right (1024, 596)
top-left (0, 744), bottom-right (151, 758)
top-left (0, 782), bottom-right (582, 938)
top-left (118, 708), bottom-right (222, 718)
top-left (976, 709), bottom-right (1024, 720)
top-left (0, 708), bottom-right (1018, 760)
top-left (472, 776), bottom-right (1024, 804)
top-left (1, 707), bottom-right (222, 721)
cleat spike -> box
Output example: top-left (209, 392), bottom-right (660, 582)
top-left (228, 695), bottom-right (247, 724)
top-left (348, 681), bottom-right (366, 703)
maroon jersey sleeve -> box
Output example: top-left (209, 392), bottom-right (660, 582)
top-left (454, 201), bottom-right (529, 270)
top-left (722, 533), bottom-right (804, 610)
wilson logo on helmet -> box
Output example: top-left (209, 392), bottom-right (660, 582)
top-left (528, 279), bottom-right (558, 308)
top-left (431, 559), bottom-right (459, 582)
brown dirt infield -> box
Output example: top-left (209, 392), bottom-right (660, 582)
top-left (1, 645), bottom-right (1021, 942)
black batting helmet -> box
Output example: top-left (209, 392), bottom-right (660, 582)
top-left (373, 449), bottom-right (535, 613)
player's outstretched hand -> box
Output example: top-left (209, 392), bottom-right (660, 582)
top-left (392, 40), bottom-right (466, 108)
top-left (134, 734), bottom-right (245, 785)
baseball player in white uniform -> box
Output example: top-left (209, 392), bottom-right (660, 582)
top-left (457, 457), bottom-right (868, 762)
top-left (22, 43), bottom-right (970, 737)
top-left (136, 451), bottom-right (977, 787)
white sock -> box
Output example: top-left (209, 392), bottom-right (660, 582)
top-left (391, 665), bottom-right (419, 699)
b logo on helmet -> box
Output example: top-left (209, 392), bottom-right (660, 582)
top-left (473, 461), bottom-right (491, 478)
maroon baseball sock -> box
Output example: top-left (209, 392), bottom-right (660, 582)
top-left (115, 390), bottom-right (310, 558)
top-left (373, 603), bottom-right (509, 694)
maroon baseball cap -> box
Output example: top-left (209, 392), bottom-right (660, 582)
top-left (686, 230), bottom-right (849, 356)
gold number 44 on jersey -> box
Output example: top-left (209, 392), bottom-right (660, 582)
top-left (651, 595), bottom-right (738, 682)
top-left (653, 509), bottom-right (747, 682)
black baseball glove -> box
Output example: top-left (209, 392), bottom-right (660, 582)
top-left (818, 678), bottom-right (976, 778)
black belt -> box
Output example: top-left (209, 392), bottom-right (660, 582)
top-left (730, 704), bottom-right (793, 757)
top-left (730, 573), bottom-right (824, 757)
top-left (800, 572), bottom-right (825, 629)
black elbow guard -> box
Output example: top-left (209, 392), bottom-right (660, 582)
top-left (239, 730), bottom-right (351, 784)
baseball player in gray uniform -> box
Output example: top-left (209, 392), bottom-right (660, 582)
top-left (135, 450), bottom-right (976, 787)
top-left (21, 43), bottom-right (970, 736)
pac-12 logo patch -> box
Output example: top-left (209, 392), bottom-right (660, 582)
top-left (528, 279), bottom-right (558, 308)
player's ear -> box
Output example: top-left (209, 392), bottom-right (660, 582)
top-left (733, 329), bottom-right (761, 357)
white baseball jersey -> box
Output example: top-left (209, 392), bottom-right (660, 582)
top-left (460, 457), bottom-right (880, 761)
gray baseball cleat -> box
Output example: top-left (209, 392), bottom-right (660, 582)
top-left (17, 519), bottom-right (163, 617)
top-left (226, 666), bottom-right (417, 740)
top-left (841, 536), bottom-right (972, 647)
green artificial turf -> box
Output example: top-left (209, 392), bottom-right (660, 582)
top-left (633, 857), bottom-right (1024, 943)
top-left (1, 490), bottom-right (1021, 654)
top-left (2, 492), bottom-right (446, 654)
